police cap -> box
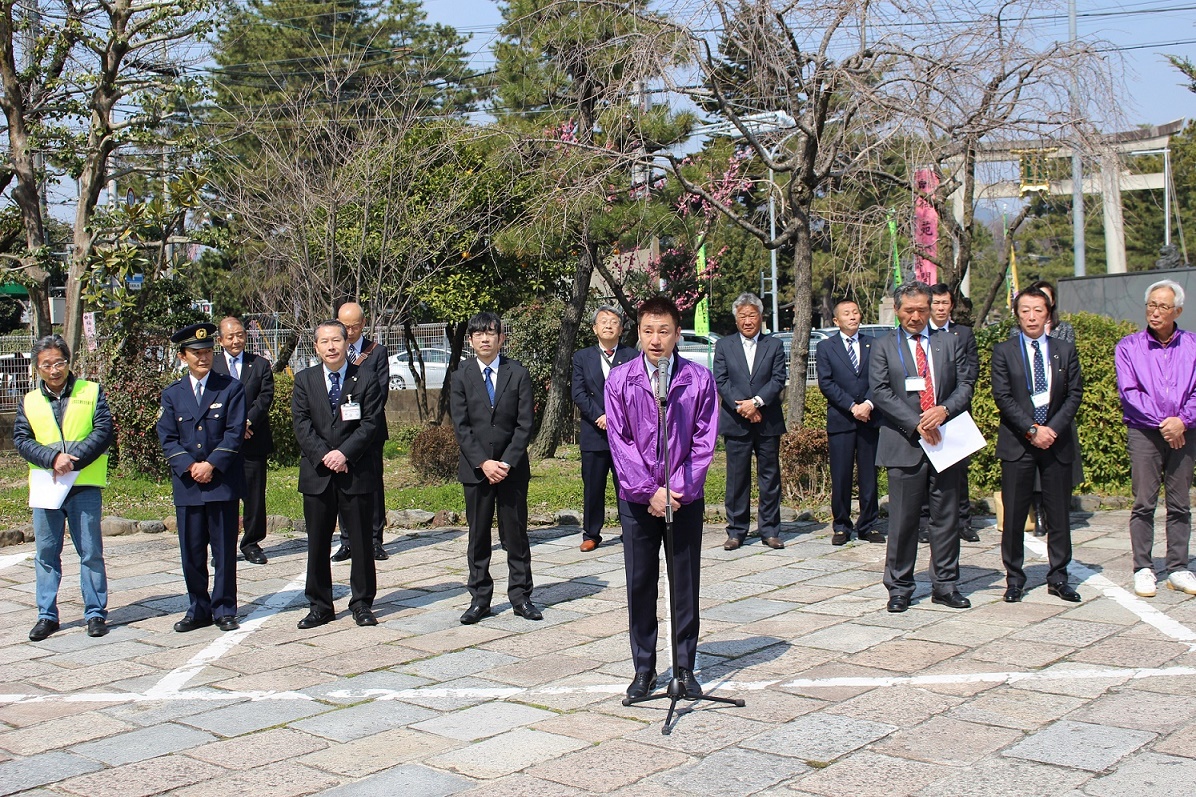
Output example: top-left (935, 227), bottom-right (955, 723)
top-left (171, 322), bottom-right (218, 350)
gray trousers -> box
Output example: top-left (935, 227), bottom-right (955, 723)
top-left (1128, 427), bottom-right (1195, 573)
top-left (884, 459), bottom-right (962, 598)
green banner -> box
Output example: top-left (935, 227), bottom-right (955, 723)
top-left (693, 243), bottom-right (709, 336)
top-left (888, 212), bottom-right (902, 287)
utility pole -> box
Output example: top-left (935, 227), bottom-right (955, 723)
top-left (1069, 0), bottom-right (1085, 277)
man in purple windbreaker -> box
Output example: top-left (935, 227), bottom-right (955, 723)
top-left (1115, 278), bottom-right (1196, 598)
top-left (605, 296), bottom-right (719, 701)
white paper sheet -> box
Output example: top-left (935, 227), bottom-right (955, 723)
top-left (28, 468), bottom-right (78, 510)
top-left (919, 411), bottom-right (987, 472)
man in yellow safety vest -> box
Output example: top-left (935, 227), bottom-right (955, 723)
top-left (13, 335), bottom-right (114, 641)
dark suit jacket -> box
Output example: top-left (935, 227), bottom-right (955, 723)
top-left (816, 331), bottom-right (879, 434)
top-left (450, 355), bottom-right (533, 485)
top-left (870, 327), bottom-right (974, 468)
top-left (212, 350), bottom-right (274, 459)
top-left (572, 344), bottom-right (637, 452)
top-left (712, 333), bottom-right (787, 437)
top-left (291, 362), bottom-right (382, 495)
top-left (157, 371), bottom-right (246, 505)
top-left (933, 322), bottom-right (979, 397)
top-left (351, 336), bottom-right (390, 441)
top-left (991, 335), bottom-right (1083, 463)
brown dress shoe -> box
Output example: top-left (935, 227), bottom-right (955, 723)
top-left (761, 536), bottom-right (785, 549)
top-left (580, 539), bottom-right (599, 552)
top-left (723, 537), bottom-right (743, 551)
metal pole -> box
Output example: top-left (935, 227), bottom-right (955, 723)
top-left (768, 166), bottom-right (779, 332)
top-left (1069, 0), bottom-right (1085, 277)
top-left (1164, 148), bottom-right (1172, 247)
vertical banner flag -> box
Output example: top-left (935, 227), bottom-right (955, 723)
top-left (913, 168), bottom-right (939, 284)
top-left (82, 312), bottom-right (98, 352)
top-left (693, 243), bottom-right (710, 336)
top-left (887, 211), bottom-right (903, 288)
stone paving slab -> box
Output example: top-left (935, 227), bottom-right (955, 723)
top-left (1004, 719), bottom-right (1156, 771)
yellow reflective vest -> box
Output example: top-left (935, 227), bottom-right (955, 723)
top-left (23, 379), bottom-right (108, 488)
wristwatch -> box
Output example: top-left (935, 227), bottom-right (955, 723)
top-left (752, 396), bottom-right (763, 408)
top-left (1025, 425), bottom-right (1039, 440)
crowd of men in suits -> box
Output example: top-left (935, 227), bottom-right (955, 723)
top-left (19, 282), bottom-right (1196, 704)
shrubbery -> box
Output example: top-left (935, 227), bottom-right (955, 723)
top-left (268, 370), bottom-right (301, 467)
top-left (502, 298), bottom-right (566, 431)
top-left (103, 332), bottom-right (175, 479)
top-left (410, 423), bottom-right (460, 483)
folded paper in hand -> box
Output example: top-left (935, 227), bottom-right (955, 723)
top-left (29, 469), bottom-right (78, 510)
top-left (919, 412), bottom-right (986, 471)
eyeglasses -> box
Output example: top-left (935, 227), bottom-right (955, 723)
top-left (1147, 302), bottom-right (1175, 313)
top-left (37, 360), bottom-right (68, 372)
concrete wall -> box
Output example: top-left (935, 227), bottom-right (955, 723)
top-left (1058, 267), bottom-right (1196, 328)
top-left (385, 388), bottom-right (443, 427)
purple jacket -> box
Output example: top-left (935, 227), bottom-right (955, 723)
top-left (605, 353), bottom-right (718, 505)
top-left (1115, 328), bottom-right (1196, 429)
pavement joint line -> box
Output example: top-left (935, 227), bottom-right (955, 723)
top-left (1022, 532), bottom-right (1196, 647)
top-left (1, 664), bottom-right (1193, 706)
top-left (0, 552), bottom-right (30, 570)
top-left (143, 571), bottom-right (307, 698)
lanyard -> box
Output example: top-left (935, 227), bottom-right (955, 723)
top-left (1019, 333), bottom-right (1047, 394)
top-left (894, 330), bottom-right (927, 378)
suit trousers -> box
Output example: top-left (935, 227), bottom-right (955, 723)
top-left (620, 499), bottom-right (703, 674)
top-left (1128, 427), bottom-right (1195, 573)
top-left (920, 456), bottom-right (972, 533)
top-left (1000, 449), bottom-right (1073, 587)
top-left (340, 442), bottom-right (386, 547)
top-left (305, 485), bottom-right (376, 614)
top-left (463, 476), bottom-right (533, 606)
top-left (884, 460), bottom-right (961, 598)
top-left (723, 432), bottom-right (782, 540)
top-left (828, 427), bottom-right (879, 534)
top-left (176, 501), bottom-right (239, 621)
top-left (239, 457), bottom-right (268, 550)
top-left (580, 449), bottom-right (618, 543)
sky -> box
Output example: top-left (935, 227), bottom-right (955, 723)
top-left (421, 0), bottom-right (1196, 132)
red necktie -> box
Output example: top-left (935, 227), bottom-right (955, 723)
top-left (914, 335), bottom-right (935, 411)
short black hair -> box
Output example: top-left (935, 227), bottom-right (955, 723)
top-left (314, 319), bottom-right (347, 340)
top-left (467, 312), bottom-right (503, 336)
top-left (832, 297), bottom-right (859, 314)
top-left (893, 281), bottom-right (932, 309)
top-left (32, 335), bottom-right (70, 364)
top-left (637, 296), bottom-right (682, 328)
top-left (930, 283), bottom-right (954, 304)
top-left (1013, 286), bottom-right (1051, 314)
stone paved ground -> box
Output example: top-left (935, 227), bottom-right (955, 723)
top-left (1, 509), bottom-right (1194, 796)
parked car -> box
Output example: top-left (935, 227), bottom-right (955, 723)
top-left (388, 347), bottom-right (451, 390)
top-left (677, 330), bottom-right (721, 370)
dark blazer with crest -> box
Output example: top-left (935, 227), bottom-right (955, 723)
top-left (291, 361), bottom-right (382, 495)
top-left (351, 336), bottom-right (390, 442)
top-left (712, 333), bottom-right (788, 437)
top-left (157, 370), bottom-right (246, 505)
top-left (450, 355), bottom-right (533, 485)
top-left (817, 330), bottom-right (881, 434)
top-left (870, 327), bottom-right (975, 468)
top-left (211, 350), bottom-right (274, 459)
top-left (991, 335), bottom-right (1083, 463)
top-left (572, 343), bottom-right (637, 452)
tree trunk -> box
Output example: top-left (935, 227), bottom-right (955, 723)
top-left (785, 212), bottom-right (814, 430)
top-left (437, 321), bottom-right (466, 424)
top-left (528, 235), bottom-right (595, 458)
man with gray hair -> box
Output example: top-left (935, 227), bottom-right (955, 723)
top-left (713, 292), bottom-right (788, 550)
top-left (571, 306), bottom-right (637, 551)
top-left (1115, 278), bottom-right (1196, 597)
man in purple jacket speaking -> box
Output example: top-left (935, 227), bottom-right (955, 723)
top-left (605, 296), bottom-right (719, 702)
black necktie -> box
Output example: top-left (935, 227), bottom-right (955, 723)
top-left (1032, 340), bottom-right (1048, 424)
top-left (329, 371), bottom-right (341, 410)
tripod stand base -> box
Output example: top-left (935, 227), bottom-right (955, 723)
top-left (622, 677), bottom-right (746, 735)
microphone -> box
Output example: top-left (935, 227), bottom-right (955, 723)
top-left (656, 357), bottom-right (670, 405)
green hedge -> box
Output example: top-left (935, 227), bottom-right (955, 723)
top-left (269, 371), bottom-right (301, 467)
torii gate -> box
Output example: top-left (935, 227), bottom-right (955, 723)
top-left (949, 119), bottom-right (1184, 294)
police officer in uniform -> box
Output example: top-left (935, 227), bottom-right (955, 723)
top-left (157, 322), bottom-right (247, 632)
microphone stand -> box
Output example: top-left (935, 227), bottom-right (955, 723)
top-left (622, 357), bottom-right (745, 735)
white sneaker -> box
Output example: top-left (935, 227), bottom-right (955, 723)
top-left (1167, 570), bottom-right (1196, 595)
top-left (1133, 568), bottom-right (1157, 597)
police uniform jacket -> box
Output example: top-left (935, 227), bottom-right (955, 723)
top-left (157, 371), bottom-right (247, 505)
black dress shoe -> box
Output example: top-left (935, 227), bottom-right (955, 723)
top-left (215, 616), bottom-right (240, 632)
top-left (242, 545), bottom-right (268, 565)
top-left (1048, 583), bottom-right (1081, 603)
top-left (29, 618), bottom-right (60, 641)
top-left (918, 528), bottom-right (930, 543)
top-left (959, 529), bottom-right (981, 543)
top-left (331, 545), bottom-right (352, 562)
top-left (723, 537), bottom-right (743, 551)
top-left (353, 608), bottom-right (379, 626)
top-left (373, 543), bottom-right (389, 561)
top-left (831, 531), bottom-right (849, 546)
top-left (1003, 586), bottom-right (1024, 603)
top-left (460, 603), bottom-right (490, 625)
top-left (864, 530), bottom-right (887, 544)
top-left (677, 667), bottom-right (703, 698)
top-left (886, 595), bottom-right (910, 613)
top-left (512, 600), bottom-right (543, 621)
top-left (761, 536), bottom-right (785, 549)
top-left (296, 610), bottom-right (334, 629)
top-left (931, 591), bottom-right (971, 609)
top-left (174, 616), bottom-right (213, 633)
top-left (626, 671), bottom-right (657, 699)
top-left (86, 618), bottom-right (108, 638)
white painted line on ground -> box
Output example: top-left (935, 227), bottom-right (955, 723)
top-left (144, 572), bottom-right (307, 697)
top-left (1022, 533), bottom-right (1196, 647)
top-left (1, 664), bottom-right (1193, 706)
top-left (0, 552), bottom-right (30, 570)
